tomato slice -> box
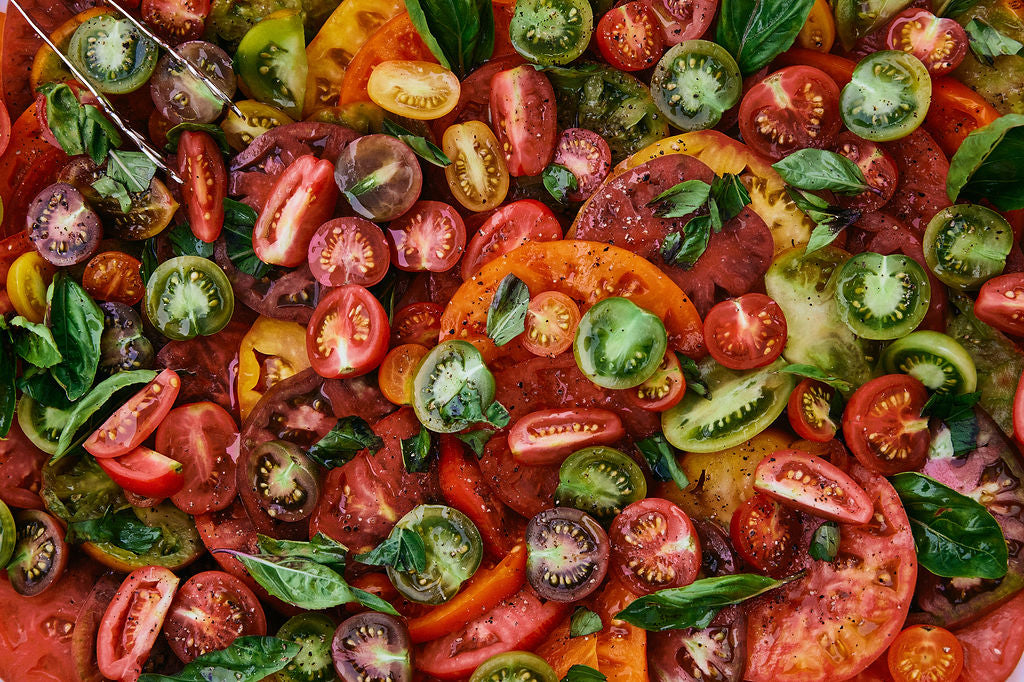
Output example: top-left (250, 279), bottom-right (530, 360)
top-left (623, 351), bottom-right (686, 412)
top-left (391, 302), bottom-right (444, 348)
top-left (508, 408), bottom-right (625, 465)
top-left (595, 2), bottom-right (665, 72)
top-left (95, 446), bottom-right (185, 499)
top-left (729, 493), bottom-right (801, 578)
top-left (82, 251), bottom-right (144, 305)
top-left (84, 369), bottom-right (181, 458)
top-left (787, 378), bottom-right (839, 442)
top-left (178, 130), bottom-right (226, 243)
top-left (642, 0), bottom-right (716, 45)
top-left (924, 78), bottom-right (1001, 157)
top-left (0, 99), bottom-right (10, 159)
top-left (887, 624), bottom-right (963, 682)
top-left (884, 8), bottom-right (967, 76)
top-left (7, 250), bottom-right (56, 321)
top-left (386, 201), bottom-right (466, 272)
top-left (308, 216), bottom-right (390, 288)
top-left (954, 590), bottom-right (1024, 682)
top-left (753, 449), bottom-right (873, 524)
top-left (522, 291), bottom-right (581, 358)
top-left (154, 402), bottom-right (239, 515)
top-left (141, 0), bottom-right (209, 42)
top-left (842, 374), bottom-right (930, 475)
top-left (489, 65), bottom-right (557, 176)
top-left (703, 294), bottom-right (787, 370)
top-left (305, 285), bottom-right (389, 379)
top-left (593, 576), bottom-right (648, 682)
top-left (974, 272), bottom-right (1024, 337)
top-left (367, 60), bottom-right (461, 120)
top-left (442, 120), bottom-right (510, 212)
top-left (163, 570), bottom-right (266, 663)
top-left (460, 199), bottom-right (563, 279)
top-left (834, 131), bottom-right (899, 212)
top-left (97, 566), bottom-right (179, 682)
top-left (609, 498), bottom-right (700, 595)
top-left (253, 154), bottom-right (338, 267)
top-left (551, 128), bottom-right (612, 202)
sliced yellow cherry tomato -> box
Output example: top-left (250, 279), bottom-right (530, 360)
top-left (237, 316), bottom-right (311, 419)
top-left (220, 100), bottom-right (294, 152)
top-left (796, 0), bottom-right (836, 52)
top-left (443, 120), bottom-right (510, 212)
top-left (367, 60), bottom-right (462, 120)
top-left (7, 251), bottom-right (56, 323)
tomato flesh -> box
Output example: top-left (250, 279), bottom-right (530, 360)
top-left (84, 369), bottom-right (181, 459)
top-left (975, 272), bottom-right (1024, 337)
top-left (386, 201), bottom-right (466, 273)
top-left (178, 130), bottom-right (226, 243)
top-left (163, 570), bottom-right (266, 663)
top-left (97, 566), bottom-right (179, 682)
top-left (753, 450), bottom-right (873, 524)
top-left (306, 285), bottom-right (390, 379)
top-left (596, 2), bottom-right (665, 72)
top-left (522, 291), bottom-right (581, 358)
top-left (787, 378), bottom-right (839, 442)
top-left (460, 200), bottom-right (562, 280)
top-left (155, 401), bottom-right (239, 515)
top-left (95, 446), bottom-right (186, 499)
top-left (729, 493), bottom-right (801, 578)
top-left (884, 8), bottom-right (967, 76)
top-left (508, 408), bottom-right (625, 465)
top-left (888, 625), bottom-right (963, 682)
top-left (842, 374), bottom-right (930, 475)
top-left (609, 498), bottom-right (701, 595)
top-left (703, 294), bottom-right (787, 370)
top-left (623, 351), bottom-right (686, 412)
top-left (489, 65), bottom-right (557, 176)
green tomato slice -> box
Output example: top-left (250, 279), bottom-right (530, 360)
top-left (386, 504), bottom-right (483, 605)
top-left (145, 255), bottom-right (234, 341)
top-left (510, 0), bottom-right (594, 65)
top-left (923, 204), bottom-right (1013, 290)
top-left (840, 50), bottom-right (931, 142)
top-left (574, 297), bottom-right (668, 390)
top-left (555, 446), bottom-right (647, 522)
top-left (881, 331), bottom-right (978, 395)
top-left (651, 40), bottom-right (742, 132)
top-left (833, 252), bottom-right (931, 340)
top-left (275, 613), bottom-right (338, 682)
top-left (17, 396), bottom-right (70, 455)
top-left (469, 652), bottom-right (558, 682)
top-left (662, 357), bottom-right (796, 453)
top-left (68, 15), bottom-right (159, 94)
top-left (0, 500), bottom-right (15, 569)
top-left (413, 340), bottom-right (498, 433)
top-left (234, 9), bottom-right (308, 118)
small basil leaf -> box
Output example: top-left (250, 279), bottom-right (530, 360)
top-left (307, 416), bottom-right (384, 469)
top-left (649, 179), bottom-right (712, 218)
top-left (923, 391), bottom-right (982, 456)
top-left (168, 222), bottom-right (215, 259)
top-left (808, 522), bottom-right (839, 561)
top-left (164, 122), bottom-right (231, 153)
top-left (91, 176), bottom-right (132, 213)
top-left (354, 527), bottom-right (428, 573)
top-left (222, 198), bottom-right (272, 278)
top-left (66, 508), bottom-right (162, 554)
top-left (140, 237), bottom-right (160, 287)
top-left (675, 352), bottom-right (710, 399)
top-left (255, 532), bottom-right (348, 572)
top-left (561, 665), bottom-right (607, 682)
top-left (717, 0), bottom-right (816, 74)
top-left (486, 274), bottom-right (530, 346)
top-left (661, 214), bottom-right (712, 269)
top-left (382, 118), bottom-right (451, 167)
top-left (38, 82), bottom-right (86, 156)
top-left (772, 149), bottom-right (870, 194)
top-left (403, 0), bottom-right (495, 78)
top-left (137, 636), bottom-right (300, 682)
top-left (947, 114), bottom-right (1024, 210)
top-left (48, 272), bottom-right (105, 401)
top-left (787, 188), bottom-right (861, 254)
top-left (636, 434), bottom-right (689, 490)
top-left (438, 382), bottom-right (510, 430)
top-left (779, 364), bottom-right (855, 394)
top-left (570, 606), bottom-right (603, 637)
top-left (710, 173), bottom-right (751, 222)
top-left (891, 472), bottom-right (1008, 579)
top-left (17, 367), bottom-right (74, 410)
top-left (106, 149), bottom-right (158, 194)
top-left (965, 18), bottom-right (1024, 65)
top-left (484, 399), bottom-right (511, 428)
top-left (542, 163), bottom-right (579, 202)
top-left (8, 316), bottom-right (62, 368)
top-left (401, 426), bottom-right (434, 473)
top-left (455, 429), bottom-right (494, 457)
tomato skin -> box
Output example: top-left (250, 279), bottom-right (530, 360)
top-left (796, 0), bottom-right (836, 51)
top-left (924, 78), bottom-right (1000, 157)
top-left (609, 498), bottom-right (701, 596)
top-left (7, 250), bottom-right (56, 321)
top-left (729, 493), bottom-right (801, 578)
top-left (974, 272), bottom-right (1024, 337)
top-left (386, 201), bottom-right (466, 272)
top-left (391, 302), bottom-right (444, 347)
top-left (703, 294), bottom-right (787, 370)
top-left (753, 450), bottom-right (873, 524)
top-left (953, 590), bottom-right (1024, 682)
top-left (508, 408), bottom-right (626, 465)
top-left (887, 625), bottom-right (963, 682)
top-left (253, 154), bottom-right (338, 267)
top-left (642, 0), bottom-right (716, 46)
top-left (596, 2), bottom-right (665, 72)
top-left (306, 285), bottom-right (390, 379)
top-left (460, 199), bottom-right (563, 279)
top-left (84, 369), bottom-right (181, 459)
top-left (97, 566), bottom-right (179, 682)
top-left (787, 378), bottom-right (838, 442)
top-left (522, 291), bottom-right (581, 358)
top-left (0, 99), bottom-right (9, 158)
top-left (842, 374), bottom-right (930, 475)
top-left (154, 402), bottom-right (239, 514)
top-left (163, 570), bottom-right (266, 663)
top-left (178, 130), bottom-right (226, 243)
top-left (95, 446), bottom-right (186, 499)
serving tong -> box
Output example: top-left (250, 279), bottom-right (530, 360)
top-left (9, 0), bottom-right (245, 184)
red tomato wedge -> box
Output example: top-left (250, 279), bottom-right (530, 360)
top-left (753, 450), bottom-right (873, 524)
top-left (178, 130), bottom-right (226, 243)
top-left (975, 272), bottom-right (1024, 337)
top-left (460, 199), bottom-right (563, 280)
top-left (703, 293), bottom-right (787, 370)
top-left (97, 566), bottom-right (179, 682)
top-left (84, 369), bottom-right (180, 458)
top-left (489, 65), bottom-right (557, 176)
top-left (253, 154), bottom-right (338, 267)
top-left (95, 446), bottom-right (186, 499)
top-left (508, 408), bottom-right (625, 465)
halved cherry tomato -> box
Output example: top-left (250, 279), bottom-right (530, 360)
top-left (753, 450), bottom-right (873, 524)
top-left (391, 302), bottom-right (444, 347)
top-left (595, 2), bottom-right (665, 72)
top-left (888, 625), bottom-right (963, 682)
top-left (155, 402), bottom-right (239, 514)
top-left (624, 351), bottom-right (685, 412)
top-left (84, 369), bottom-right (181, 459)
top-left (975, 272), bottom-right (1024, 337)
top-left (729, 492), bottom-right (801, 578)
top-left (6, 250), bottom-right (55, 322)
top-left (236, 316), bottom-right (311, 419)
top-left (552, 128), bottom-right (612, 202)
top-left (308, 216), bottom-right (390, 287)
top-left (924, 78), bottom-right (1000, 157)
top-left (738, 65), bottom-right (842, 161)
top-left (97, 566), bottom-right (179, 682)
top-left (773, 48), bottom-right (856, 86)
top-left (95, 446), bottom-right (186, 499)
top-left (641, 0), bottom-right (716, 45)
top-left (885, 8), bottom-right (967, 76)
top-left (367, 60), bottom-right (460, 120)
top-left (489, 65), bottom-right (557, 176)
top-left (386, 201), bottom-right (466, 272)
top-left (141, 0), bottom-right (209, 43)
top-left (253, 154), bottom-right (338, 267)
top-left (306, 285), bottom-right (390, 379)
top-left (163, 570), bottom-right (266, 663)
top-left (379, 343), bottom-right (430, 405)
top-left (82, 251), bottom-right (144, 305)
top-left (522, 291), bottom-right (581, 357)
top-left (178, 130), bottom-right (226, 243)
top-left (834, 131), bottom-right (899, 212)
top-left (609, 497), bottom-right (701, 595)
top-left (703, 293), bottom-right (787, 370)
top-left (508, 408), bottom-right (625, 465)
top-left (796, 0), bottom-right (836, 51)
top-left (843, 374), bottom-right (930, 475)
top-left (787, 378), bottom-right (839, 442)
top-left (442, 120), bottom-right (509, 212)
top-left (460, 199), bottom-right (563, 279)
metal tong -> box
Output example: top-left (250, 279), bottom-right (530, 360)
top-left (8, 0), bottom-right (244, 184)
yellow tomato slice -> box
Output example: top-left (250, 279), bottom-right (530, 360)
top-left (442, 120), bottom-right (510, 212)
top-left (367, 60), bottom-right (461, 120)
top-left (220, 100), bottom-right (294, 152)
top-left (796, 0), bottom-right (837, 52)
top-left (7, 251), bottom-right (55, 323)
top-left (237, 316), bottom-right (311, 419)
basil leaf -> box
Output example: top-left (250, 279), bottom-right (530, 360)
top-left (938, 0), bottom-right (980, 15)
top-left (455, 429), bottom-right (494, 457)
top-left (401, 426), bottom-right (433, 473)
top-left (570, 606), bottom-right (603, 637)
top-left (809, 522), bottom-right (839, 561)
top-left (780, 363), bottom-right (854, 394)
top-left (787, 188), bottom-right (862, 254)
top-left (8, 316), bottom-right (62, 368)
top-left (222, 198), bottom-right (272, 278)
top-left (168, 222), bottom-right (215, 259)
top-left (165, 122), bottom-right (231, 153)
top-left (947, 114), bottom-right (1024, 210)
top-left (307, 416), bottom-right (384, 468)
top-left (772, 149), bottom-right (870, 195)
top-left (661, 214), bottom-right (712, 269)
top-left (255, 532), bottom-right (348, 572)
top-left (18, 367), bottom-right (74, 410)
top-left (615, 573), bottom-right (801, 631)
top-left (404, 0), bottom-right (495, 78)
top-left (140, 237), bottom-right (160, 287)
top-left (39, 83), bottom-right (86, 156)
top-left (965, 18), bottom-right (1023, 64)
top-left (636, 434), bottom-right (689, 491)
top-left (923, 391), bottom-right (982, 456)
top-left (649, 179), bottom-right (712, 218)
top-left (675, 353), bottom-right (710, 399)
top-left (91, 176), bottom-right (132, 213)
top-left (67, 508), bottom-right (162, 553)
top-left (484, 400), bottom-right (510, 428)
top-left (439, 382), bottom-right (510, 429)
top-left (49, 272), bottom-right (104, 401)
top-left (0, 335), bottom-right (14, 438)
top-left (716, 0), bottom-right (816, 74)
top-left (382, 119), bottom-right (451, 167)
top-left (486, 274), bottom-right (530, 346)
top-left (542, 163), bottom-right (579, 202)
top-left (106, 150), bottom-right (158, 194)
top-left (710, 173), bottom-right (751, 222)
top-left (80, 106), bottom-right (121, 165)
top-left (138, 636), bottom-right (300, 682)
top-left (561, 665), bottom-right (606, 682)
top-left (51, 369), bottom-right (158, 461)
top-left (891, 472), bottom-right (1008, 579)
top-left (354, 527), bottom-right (428, 573)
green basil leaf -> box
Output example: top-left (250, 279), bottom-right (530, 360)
top-left (486, 274), bottom-right (530, 346)
top-left (786, 188), bottom-right (861, 254)
top-left (49, 272), bottom-right (104, 401)
top-left (164, 122), bottom-right (231, 153)
top-left (404, 0), bottom-right (495, 78)
top-left (382, 119), bottom-right (452, 167)
top-left (51, 369), bottom-right (158, 461)
top-left (140, 237), bottom-right (160, 287)
top-left (923, 391), bottom-right (982, 456)
top-left (716, 0), bottom-right (816, 74)
top-left (66, 507), bottom-right (163, 553)
top-left (809, 521), bottom-right (839, 561)
top-left (947, 113), bottom-right (1024, 210)
top-left (106, 149), bottom-right (158, 194)
top-left (891, 472), bottom-right (1009, 579)
top-left (91, 176), bottom-right (133, 213)
top-left (772, 149), bottom-right (870, 194)
top-left (404, 0), bottom-right (452, 69)
top-left (401, 425), bottom-right (434, 473)
top-left (80, 105), bottom-right (122, 152)
top-left (344, 173), bottom-right (380, 200)
top-left (255, 532), bottom-right (348, 572)
top-left (222, 198), bottom-right (272, 278)
top-left (965, 18), bottom-right (1024, 64)
top-left (8, 316), bottom-right (62, 368)
top-left (779, 363), bottom-right (855, 394)
top-left (649, 179), bottom-right (712, 218)
top-left (661, 214), bottom-right (712, 269)
top-left (455, 429), bottom-right (494, 457)
top-left (561, 665), bottom-right (607, 682)
top-left (675, 352), bottom-right (710, 399)
top-left (615, 572), bottom-right (801, 631)
top-left (542, 163), bottom-right (579, 202)
top-left (636, 434), bottom-right (689, 490)
top-left (39, 83), bottom-right (86, 156)
top-left (307, 416), bottom-right (385, 469)
top-left (354, 527), bottom-right (428, 573)
top-left (168, 222), bottom-right (216, 259)
top-left (570, 607), bottom-right (603, 638)
top-left (710, 173), bottom-right (751, 222)
top-left (138, 636), bottom-right (300, 682)
top-left (17, 367), bottom-right (74, 410)
top-left (438, 382), bottom-right (510, 429)
top-left (484, 399), bottom-right (510, 428)
top-left (0, 335), bottom-right (15, 438)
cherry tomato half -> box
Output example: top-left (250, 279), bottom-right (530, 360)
top-left (609, 497), bottom-right (701, 595)
top-left (82, 251), bottom-right (144, 305)
top-left (595, 2), bottom-right (665, 72)
top-left (842, 374), bottom-right (930, 475)
top-left (833, 131), bottom-right (898, 212)
top-left (551, 128), bottom-right (611, 203)
top-left (97, 566), bottom-right (179, 682)
top-left (84, 369), bottom-right (181, 459)
top-left (155, 401), bottom-right (239, 515)
top-left (729, 493), bottom-right (801, 578)
top-left (753, 450), bottom-right (873, 524)
top-left (703, 293), bottom-right (787, 370)
top-left (308, 216), bottom-right (390, 288)
top-left (443, 121), bottom-right (509, 212)
top-left (888, 624), bottom-right (964, 682)
top-left (624, 351), bottom-right (686, 412)
top-left (306, 285), bottom-right (390, 379)
top-left (95, 446), bottom-right (186, 498)
top-left (6, 250), bottom-right (56, 322)
top-left (885, 8), bottom-right (967, 77)
top-left (522, 291), bottom-right (581, 357)
top-left (508, 408), bottom-right (625, 465)
top-left (386, 201), bottom-right (466, 272)
top-left (974, 272), bottom-right (1024, 337)
top-left (367, 60), bottom-right (461, 120)
top-left (178, 130), bottom-right (226, 243)
top-left (379, 343), bottom-right (430, 405)
top-left (787, 378), bottom-right (839, 442)
top-left (391, 302), bottom-right (444, 347)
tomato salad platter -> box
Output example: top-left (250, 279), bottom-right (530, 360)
top-left (5, 0), bottom-right (1024, 680)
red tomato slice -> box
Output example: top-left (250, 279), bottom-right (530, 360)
top-left (551, 128), bottom-right (612, 202)
top-left (887, 625), bottom-right (963, 682)
top-left (642, 0), bottom-right (716, 45)
top-left (975, 272), bottom-right (1024, 337)
top-left (729, 493), bottom-right (802, 577)
top-left (508, 408), bottom-right (625, 465)
top-left (253, 154), bottom-right (338, 267)
top-left (141, 0), bottom-right (209, 42)
top-left (154, 401), bottom-right (239, 515)
top-left (834, 131), bottom-right (899, 212)
top-left (95, 446), bottom-right (186, 499)
top-left (391, 302), bottom-right (444, 347)
top-left (522, 291), bottom-right (581, 358)
top-left (178, 130), bottom-right (226, 243)
top-left (925, 78), bottom-right (1001, 157)
top-left (623, 351), bottom-right (686, 412)
top-left (609, 498), bottom-right (701, 595)
top-left (306, 216), bottom-right (389, 288)
top-left (842, 374), bottom-right (930, 475)
top-left (884, 8), bottom-right (967, 76)
top-left (881, 128), bottom-right (951, 236)
top-left (753, 450), bottom-right (873, 524)
top-left (84, 368), bottom-right (181, 459)
top-left (163, 571), bottom-right (267, 663)
top-left (954, 590), bottom-right (1024, 682)
top-left (596, 2), bottom-right (665, 72)
top-left (306, 284), bottom-right (390, 379)
top-left (460, 199), bottom-right (563, 279)
top-left (489, 65), bottom-right (557, 176)
top-left (703, 294), bottom-right (787, 370)
top-left (97, 566), bottom-right (179, 682)
top-left (787, 378), bottom-right (839, 442)
top-left (386, 201), bottom-right (466, 272)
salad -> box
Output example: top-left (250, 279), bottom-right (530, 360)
top-left (2, 0), bottom-right (1024, 680)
